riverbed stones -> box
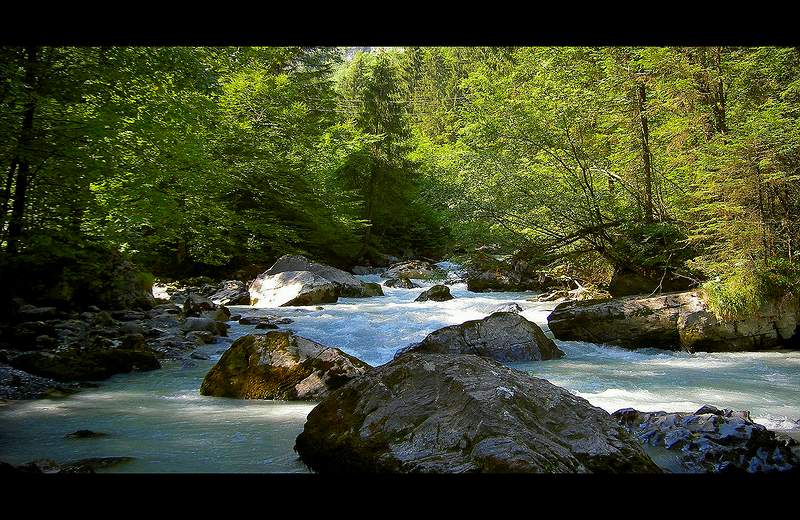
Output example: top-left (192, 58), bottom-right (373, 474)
top-left (199, 332), bottom-right (370, 400)
top-left (0, 363), bottom-right (80, 399)
top-left (547, 291), bottom-right (799, 352)
top-left (612, 407), bottom-right (800, 473)
top-left (394, 312), bottom-right (564, 362)
top-left (294, 352), bottom-right (660, 473)
top-left (415, 285), bottom-right (453, 302)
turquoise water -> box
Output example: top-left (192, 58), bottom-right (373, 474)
top-left (0, 267), bottom-right (798, 472)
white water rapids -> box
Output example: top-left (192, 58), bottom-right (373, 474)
top-left (0, 263), bottom-right (798, 472)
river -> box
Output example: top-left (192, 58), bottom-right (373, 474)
top-left (1, 264), bottom-right (798, 472)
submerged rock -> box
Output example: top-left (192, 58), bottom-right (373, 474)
top-left (65, 430), bottom-right (109, 439)
top-left (295, 353), bottom-right (660, 473)
top-left (395, 312), bottom-right (564, 362)
top-left (613, 406), bottom-right (800, 473)
top-left (547, 291), bottom-right (799, 352)
top-left (200, 332), bottom-right (370, 400)
top-left (415, 285), bottom-right (453, 302)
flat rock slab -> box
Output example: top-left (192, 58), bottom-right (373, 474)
top-left (395, 312), bottom-right (564, 362)
top-left (200, 332), bottom-right (370, 400)
top-left (295, 353), bottom-right (660, 473)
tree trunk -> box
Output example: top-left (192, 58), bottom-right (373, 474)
top-left (6, 46), bottom-right (38, 254)
top-left (636, 81), bottom-right (655, 224)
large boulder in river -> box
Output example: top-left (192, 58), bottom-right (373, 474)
top-left (248, 255), bottom-right (383, 306)
top-left (294, 353), bottom-right (660, 473)
top-left (263, 255), bottom-right (382, 298)
top-left (396, 312), bottom-right (563, 362)
top-left (200, 332), bottom-right (370, 400)
top-left (613, 406), bottom-right (799, 473)
top-left (547, 291), bottom-right (799, 352)
top-left (414, 285), bottom-right (453, 302)
top-left (249, 270), bottom-right (339, 307)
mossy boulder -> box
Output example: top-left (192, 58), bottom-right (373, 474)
top-left (415, 284), bottom-right (453, 302)
top-left (199, 332), bottom-right (370, 400)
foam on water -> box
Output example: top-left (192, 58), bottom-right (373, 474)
top-left (1, 265), bottom-right (798, 472)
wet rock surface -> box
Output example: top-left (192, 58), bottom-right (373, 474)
top-left (547, 291), bottom-right (799, 352)
top-left (384, 277), bottom-right (420, 289)
top-left (613, 406), bottom-right (800, 473)
top-left (414, 284), bottom-right (453, 302)
top-left (200, 332), bottom-right (370, 400)
top-left (295, 353), bottom-right (660, 473)
top-left (395, 312), bottom-right (564, 362)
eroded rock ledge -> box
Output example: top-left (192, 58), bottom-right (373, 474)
top-left (547, 290), bottom-right (798, 352)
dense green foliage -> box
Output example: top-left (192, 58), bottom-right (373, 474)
top-left (1, 45), bottom-right (798, 314)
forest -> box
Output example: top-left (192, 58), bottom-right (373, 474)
top-left (1, 45), bottom-right (799, 320)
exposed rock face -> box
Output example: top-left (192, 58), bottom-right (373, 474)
top-left (294, 353), bottom-right (660, 473)
top-left (608, 269), bottom-right (694, 297)
top-left (249, 270), bottom-right (339, 307)
top-left (381, 260), bottom-right (438, 280)
top-left (249, 255), bottom-right (383, 306)
top-left (200, 332), bottom-right (370, 400)
top-left (395, 312), bottom-right (564, 362)
top-left (547, 291), bottom-right (799, 352)
top-left (384, 277), bottom-right (419, 289)
top-left (613, 407), bottom-right (799, 473)
top-left (415, 285), bottom-right (453, 302)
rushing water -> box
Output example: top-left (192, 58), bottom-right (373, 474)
top-left (1, 263), bottom-right (798, 472)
